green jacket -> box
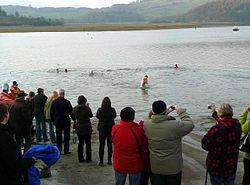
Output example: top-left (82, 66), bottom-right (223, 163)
top-left (44, 98), bottom-right (54, 120)
top-left (239, 112), bottom-right (250, 160)
top-left (144, 109), bottom-right (194, 175)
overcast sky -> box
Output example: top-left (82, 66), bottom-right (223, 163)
top-left (0, 0), bottom-right (136, 8)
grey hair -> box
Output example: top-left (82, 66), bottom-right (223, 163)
top-left (58, 89), bottom-right (65, 96)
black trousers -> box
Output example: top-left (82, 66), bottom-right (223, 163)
top-left (151, 171), bottom-right (182, 185)
top-left (243, 158), bottom-right (250, 185)
top-left (56, 124), bottom-right (70, 154)
top-left (15, 126), bottom-right (32, 157)
top-left (77, 134), bottom-right (92, 161)
top-left (99, 131), bottom-right (112, 163)
top-left (140, 171), bottom-right (152, 185)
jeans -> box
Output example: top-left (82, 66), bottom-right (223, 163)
top-left (115, 171), bottom-right (141, 185)
top-left (242, 158), bottom-right (250, 185)
top-left (99, 131), bottom-right (112, 163)
top-left (210, 174), bottom-right (235, 185)
top-left (35, 114), bottom-right (48, 142)
top-left (77, 134), bottom-right (92, 162)
top-left (47, 119), bottom-right (56, 143)
top-left (151, 171), bottom-right (182, 185)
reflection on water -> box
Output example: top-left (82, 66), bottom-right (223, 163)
top-left (0, 26), bottom-right (250, 120)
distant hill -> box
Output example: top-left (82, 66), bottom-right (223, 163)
top-left (1, 0), bottom-right (213, 23)
top-left (0, 7), bottom-right (63, 26)
top-left (182, 0), bottom-right (250, 23)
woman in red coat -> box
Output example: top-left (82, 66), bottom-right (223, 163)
top-left (112, 107), bottom-right (148, 185)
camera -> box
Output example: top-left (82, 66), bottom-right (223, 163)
top-left (170, 106), bottom-right (175, 110)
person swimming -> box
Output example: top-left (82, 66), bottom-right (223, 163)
top-left (65, 69), bottom-right (68, 73)
top-left (56, 68), bottom-right (59, 73)
top-left (89, 70), bottom-right (94, 77)
top-left (141, 75), bottom-right (149, 89)
top-left (174, 64), bottom-right (179, 69)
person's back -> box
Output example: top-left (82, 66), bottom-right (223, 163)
top-left (51, 96), bottom-right (73, 125)
top-left (144, 100), bottom-right (193, 184)
top-left (96, 107), bottom-right (116, 132)
top-left (9, 96), bottom-right (30, 135)
top-left (112, 107), bottom-right (146, 185)
top-left (202, 103), bottom-right (241, 184)
top-left (34, 92), bottom-right (47, 116)
top-left (73, 104), bottom-right (93, 135)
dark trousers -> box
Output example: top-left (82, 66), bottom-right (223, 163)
top-left (77, 134), bottom-right (92, 161)
top-left (15, 126), bottom-right (32, 157)
top-left (243, 158), bottom-right (250, 185)
top-left (140, 171), bottom-right (152, 185)
top-left (56, 123), bottom-right (70, 154)
top-left (99, 131), bottom-right (112, 163)
top-left (151, 171), bottom-right (182, 185)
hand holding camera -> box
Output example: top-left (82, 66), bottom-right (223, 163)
top-left (208, 103), bottom-right (216, 112)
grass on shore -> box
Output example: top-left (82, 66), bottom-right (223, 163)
top-left (0, 23), bottom-right (199, 33)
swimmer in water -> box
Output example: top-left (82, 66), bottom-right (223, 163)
top-left (141, 75), bottom-right (149, 89)
top-left (56, 68), bottom-right (59, 73)
top-left (174, 64), bottom-right (179, 69)
top-left (65, 69), bottom-right (68, 73)
top-left (89, 70), bottom-right (94, 77)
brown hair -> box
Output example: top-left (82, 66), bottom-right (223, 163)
top-left (78, 95), bottom-right (87, 105)
top-left (218, 103), bottom-right (233, 118)
top-left (101, 97), bottom-right (111, 109)
top-left (0, 104), bottom-right (8, 123)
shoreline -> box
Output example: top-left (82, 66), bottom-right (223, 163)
top-left (0, 22), bottom-right (243, 33)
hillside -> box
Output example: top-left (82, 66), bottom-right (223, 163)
top-left (183, 0), bottom-right (250, 23)
top-left (1, 0), bottom-right (212, 23)
top-left (0, 7), bottom-right (63, 26)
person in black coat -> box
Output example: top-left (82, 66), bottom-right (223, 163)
top-left (34, 88), bottom-right (48, 143)
top-left (0, 104), bottom-right (35, 185)
top-left (8, 91), bottom-right (32, 156)
top-left (96, 97), bottom-right (116, 166)
top-left (73, 95), bottom-right (93, 163)
top-left (50, 89), bottom-right (75, 154)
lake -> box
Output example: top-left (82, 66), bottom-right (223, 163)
top-left (0, 26), bottom-right (250, 120)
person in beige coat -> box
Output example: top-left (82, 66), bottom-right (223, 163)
top-left (144, 100), bottom-right (194, 185)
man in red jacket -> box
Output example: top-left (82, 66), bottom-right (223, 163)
top-left (112, 107), bottom-right (148, 185)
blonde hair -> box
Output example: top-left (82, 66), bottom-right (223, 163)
top-left (217, 103), bottom-right (233, 118)
top-left (50, 91), bottom-right (58, 101)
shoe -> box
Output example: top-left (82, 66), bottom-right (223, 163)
top-left (107, 161), bottom-right (112, 165)
top-left (79, 159), bottom-right (85, 163)
top-left (98, 162), bottom-right (104, 167)
top-left (64, 151), bottom-right (71, 155)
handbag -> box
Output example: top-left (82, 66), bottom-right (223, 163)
top-left (240, 131), bottom-right (250, 153)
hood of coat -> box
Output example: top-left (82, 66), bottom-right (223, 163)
top-left (151, 114), bottom-right (176, 123)
top-left (75, 104), bottom-right (87, 110)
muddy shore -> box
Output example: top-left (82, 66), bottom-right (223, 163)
top-left (41, 117), bottom-right (244, 185)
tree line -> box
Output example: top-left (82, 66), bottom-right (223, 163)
top-left (0, 7), bottom-right (63, 26)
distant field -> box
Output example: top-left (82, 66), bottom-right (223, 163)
top-left (0, 23), bottom-right (200, 33)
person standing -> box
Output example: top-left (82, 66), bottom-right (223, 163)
top-left (0, 104), bottom-right (36, 185)
top-left (96, 97), bottom-right (116, 166)
top-left (44, 91), bottom-right (58, 143)
top-left (8, 90), bottom-right (32, 156)
top-left (239, 107), bottom-right (250, 185)
top-left (25, 91), bottom-right (35, 144)
top-left (73, 95), bottom-right (93, 162)
top-left (112, 107), bottom-right (148, 185)
top-left (202, 103), bottom-right (242, 185)
top-left (144, 100), bottom-right (194, 185)
top-left (34, 88), bottom-right (48, 143)
top-left (50, 89), bottom-right (75, 154)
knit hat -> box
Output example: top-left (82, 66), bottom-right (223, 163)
top-left (152, 100), bottom-right (166, 114)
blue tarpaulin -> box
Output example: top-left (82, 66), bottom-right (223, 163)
top-left (23, 145), bottom-right (60, 185)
